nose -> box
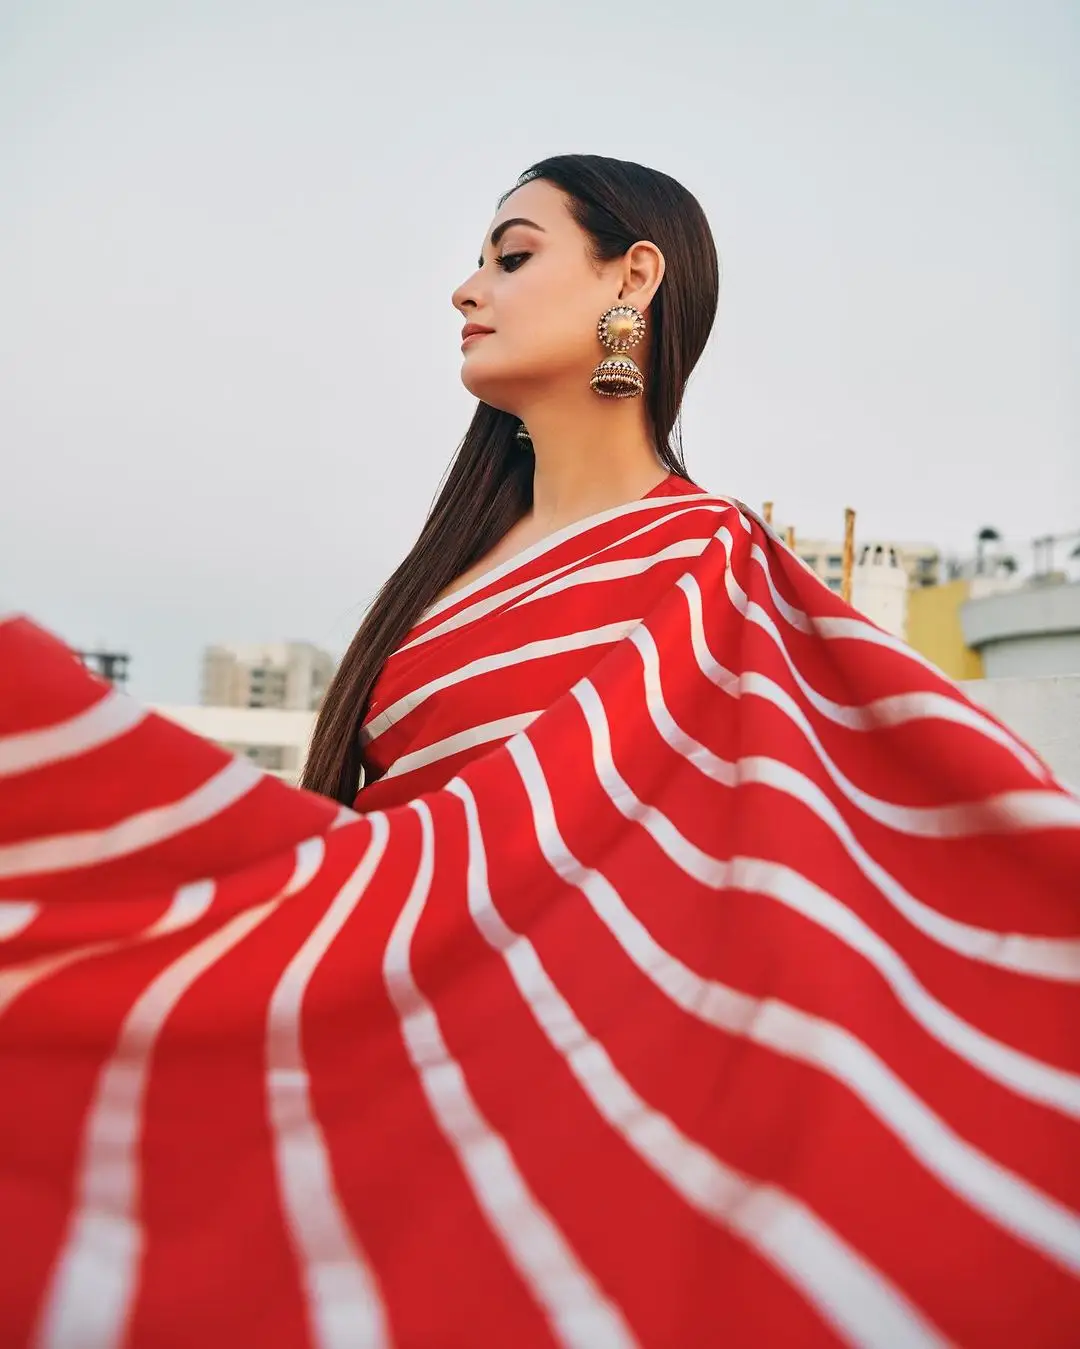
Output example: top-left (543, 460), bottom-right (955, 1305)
top-left (451, 265), bottom-right (484, 316)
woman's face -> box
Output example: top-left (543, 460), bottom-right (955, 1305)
top-left (452, 179), bottom-right (619, 411)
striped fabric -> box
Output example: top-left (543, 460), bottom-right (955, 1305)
top-left (1, 485), bottom-right (1078, 1347)
top-left (358, 474), bottom-right (715, 808)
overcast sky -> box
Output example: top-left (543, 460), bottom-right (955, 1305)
top-left (2, 0), bottom-right (1077, 702)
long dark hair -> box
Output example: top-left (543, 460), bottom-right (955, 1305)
top-left (302, 154), bottom-right (720, 802)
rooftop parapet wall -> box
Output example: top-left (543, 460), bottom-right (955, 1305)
top-left (963, 674), bottom-right (1080, 787)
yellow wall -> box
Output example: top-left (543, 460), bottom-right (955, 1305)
top-left (905, 580), bottom-right (985, 680)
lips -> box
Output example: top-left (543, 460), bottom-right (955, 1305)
top-left (461, 323), bottom-right (494, 347)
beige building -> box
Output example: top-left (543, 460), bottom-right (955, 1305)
top-left (201, 641), bottom-right (335, 712)
top-left (152, 704), bottom-right (317, 783)
top-left (796, 538), bottom-right (941, 594)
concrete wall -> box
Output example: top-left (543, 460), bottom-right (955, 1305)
top-left (963, 674), bottom-right (1080, 787)
top-left (976, 633), bottom-right (1080, 680)
top-left (961, 581), bottom-right (1080, 679)
top-left (852, 545), bottom-right (908, 639)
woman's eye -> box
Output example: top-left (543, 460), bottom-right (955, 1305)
top-left (495, 252), bottom-right (530, 273)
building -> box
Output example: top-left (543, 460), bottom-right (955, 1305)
top-left (796, 538), bottom-right (940, 595)
top-left (905, 580), bottom-right (986, 681)
top-left (961, 576), bottom-right (1080, 679)
top-left (158, 638), bottom-right (337, 784)
top-left (151, 704), bottom-right (317, 783)
top-left (903, 564), bottom-right (1029, 678)
top-left (965, 674), bottom-right (1080, 783)
top-left (850, 543), bottom-right (909, 638)
top-left (798, 541), bottom-right (919, 639)
top-left (201, 641), bottom-right (335, 711)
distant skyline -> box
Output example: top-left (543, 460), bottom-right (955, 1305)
top-left (3, 0), bottom-right (1077, 702)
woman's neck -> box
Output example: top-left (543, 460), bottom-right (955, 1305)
top-left (519, 385), bottom-right (667, 530)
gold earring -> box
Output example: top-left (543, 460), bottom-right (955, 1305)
top-left (590, 304), bottom-right (646, 398)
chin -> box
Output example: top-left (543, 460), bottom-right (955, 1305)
top-left (459, 354), bottom-right (517, 406)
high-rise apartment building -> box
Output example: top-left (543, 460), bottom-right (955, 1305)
top-left (200, 641), bottom-right (336, 712)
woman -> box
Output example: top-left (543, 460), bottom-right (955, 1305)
top-left (0, 156), bottom-right (1077, 1348)
top-left (303, 156), bottom-right (720, 811)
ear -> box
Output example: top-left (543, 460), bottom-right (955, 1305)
top-left (617, 241), bottom-right (665, 311)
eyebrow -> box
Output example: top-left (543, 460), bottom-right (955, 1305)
top-left (478, 217), bottom-right (545, 266)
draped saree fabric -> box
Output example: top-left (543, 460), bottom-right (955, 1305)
top-left (1, 479), bottom-right (1078, 1347)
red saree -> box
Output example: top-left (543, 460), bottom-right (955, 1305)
top-left (1, 481), bottom-right (1078, 1348)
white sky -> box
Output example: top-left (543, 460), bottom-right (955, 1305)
top-left (2, 0), bottom-right (1077, 702)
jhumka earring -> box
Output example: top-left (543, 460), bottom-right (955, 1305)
top-left (515, 422), bottom-right (532, 445)
top-left (590, 304), bottom-right (646, 398)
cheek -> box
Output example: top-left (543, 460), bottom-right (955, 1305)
top-left (502, 271), bottom-right (603, 363)
top-left (461, 264), bottom-right (606, 399)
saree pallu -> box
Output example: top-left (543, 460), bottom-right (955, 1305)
top-left (0, 487), bottom-right (1078, 1348)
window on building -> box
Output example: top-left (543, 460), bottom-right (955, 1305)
top-left (220, 742), bottom-right (287, 773)
top-left (826, 577), bottom-right (842, 592)
top-left (801, 554), bottom-right (818, 569)
top-left (242, 744), bottom-right (285, 771)
top-left (826, 554), bottom-right (842, 568)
